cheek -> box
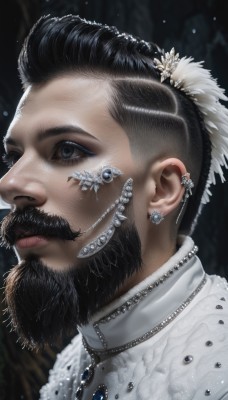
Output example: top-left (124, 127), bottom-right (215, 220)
top-left (46, 177), bottom-right (125, 231)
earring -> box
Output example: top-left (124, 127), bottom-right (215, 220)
top-left (150, 210), bottom-right (164, 225)
top-left (181, 173), bottom-right (194, 196)
top-left (68, 166), bottom-right (122, 193)
top-left (176, 173), bottom-right (194, 224)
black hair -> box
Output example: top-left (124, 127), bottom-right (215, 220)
top-left (18, 15), bottom-right (212, 233)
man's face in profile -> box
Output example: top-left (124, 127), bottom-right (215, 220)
top-left (0, 75), bottom-right (143, 348)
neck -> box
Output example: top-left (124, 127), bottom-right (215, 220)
top-left (79, 236), bottom-right (206, 361)
top-left (117, 234), bottom-right (177, 297)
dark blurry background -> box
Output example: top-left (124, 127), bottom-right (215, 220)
top-left (0, 1), bottom-right (228, 399)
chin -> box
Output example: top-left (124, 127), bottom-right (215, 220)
top-left (4, 224), bottom-right (142, 349)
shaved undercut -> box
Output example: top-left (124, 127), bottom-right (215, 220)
top-left (18, 15), bottom-right (211, 233)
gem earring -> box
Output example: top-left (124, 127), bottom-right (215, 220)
top-left (176, 173), bottom-right (194, 224)
top-left (150, 210), bottom-right (164, 225)
top-left (68, 166), bottom-right (122, 193)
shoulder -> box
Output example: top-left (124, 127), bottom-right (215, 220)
top-left (39, 333), bottom-right (88, 400)
top-left (134, 274), bottom-right (228, 399)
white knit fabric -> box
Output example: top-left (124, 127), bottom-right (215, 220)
top-left (40, 237), bottom-right (228, 400)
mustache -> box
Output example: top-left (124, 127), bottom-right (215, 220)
top-left (0, 206), bottom-right (81, 247)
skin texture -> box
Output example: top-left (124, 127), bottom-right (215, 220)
top-left (0, 75), bottom-right (187, 292)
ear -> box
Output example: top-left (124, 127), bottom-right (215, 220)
top-left (147, 158), bottom-right (187, 218)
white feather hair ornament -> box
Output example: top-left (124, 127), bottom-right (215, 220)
top-left (154, 48), bottom-right (228, 204)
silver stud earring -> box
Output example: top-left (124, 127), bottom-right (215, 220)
top-left (176, 173), bottom-right (194, 224)
top-left (150, 210), bottom-right (164, 225)
top-left (68, 166), bottom-right (122, 193)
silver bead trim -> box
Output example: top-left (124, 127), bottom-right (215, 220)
top-left (92, 245), bottom-right (198, 349)
top-left (78, 178), bottom-right (133, 258)
top-left (84, 274), bottom-right (206, 357)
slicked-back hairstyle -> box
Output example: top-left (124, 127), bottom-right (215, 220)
top-left (18, 15), bottom-right (211, 234)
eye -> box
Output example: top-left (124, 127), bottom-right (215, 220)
top-left (2, 151), bottom-right (21, 169)
top-left (52, 141), bottom-right (95, 164)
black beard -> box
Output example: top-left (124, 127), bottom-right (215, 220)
top-left (4, 224), bottom-right (142, 350)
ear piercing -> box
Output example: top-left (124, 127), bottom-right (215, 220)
top-left (181, 173), bottom-right (194, 196)
top-left (150, 173), bottom-right (194, 225)
top-left (68, 166), bottom-right (122, 193)
top-left (176, 173), bottom-right (194, 224)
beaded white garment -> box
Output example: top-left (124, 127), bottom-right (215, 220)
top-left (40, 236), bottom-right (228, 400)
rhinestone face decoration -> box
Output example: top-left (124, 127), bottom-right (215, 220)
top-left (92, 384), bottom-right (108, 400)
top-left (78, 178), bottom-right (133, 258)
top-left (68, 166), bottom-right (122, 193)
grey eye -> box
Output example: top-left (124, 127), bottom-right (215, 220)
top-left (61, 144), bottom-right (76, 159)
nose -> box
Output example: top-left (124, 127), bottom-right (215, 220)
top-left (0, 156), bottom-right (47, 209)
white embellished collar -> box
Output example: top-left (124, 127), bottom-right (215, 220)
top-left (78, 236), bottom-right (206, 357)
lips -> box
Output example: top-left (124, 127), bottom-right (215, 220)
top-left (15, 235), bottom-right (49, 249)
top-left (12, 227), bottom-right (48, 249)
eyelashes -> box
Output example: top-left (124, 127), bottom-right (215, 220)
top-left (52, 141), bottom-right (95, 165)
top-left (2, 151), bottom-right (21, 169)
top-left (2, 140), bottom-right (95, 169)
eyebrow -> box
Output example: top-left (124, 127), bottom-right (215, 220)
top-left (3, 125), bottom-right (97, 147)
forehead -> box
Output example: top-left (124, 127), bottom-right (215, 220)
top-left (6, 75), bottom-right (116, 142)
